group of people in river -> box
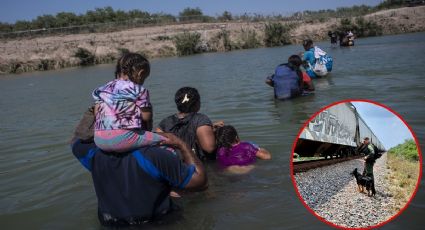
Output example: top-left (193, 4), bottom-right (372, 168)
top-left (70, 38), bottom-right (332, 226)
top-left (71, 52), bottom-right (271, 226)
top-left (266, 39), bottom-right (333, 100)
top-left (328, 30), bottom-right (355, 47)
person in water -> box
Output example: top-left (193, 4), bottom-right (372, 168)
top-left (93, 53), bottom-right (168, 153)
top-left (157, 87), bottom-right (223, 160)
top-left (301, 39), bottom-right (333, 78)
top-left (215, 125), bottom-right (271, 171)
top-left (265, 55), bottom-right (313, 100)
top-left (328, 31), bottom-right (338, 46)
top-left (71, 108), bottom-right (207, 226)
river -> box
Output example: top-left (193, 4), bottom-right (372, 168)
top-left (0, 32), bottom-right (424, 229)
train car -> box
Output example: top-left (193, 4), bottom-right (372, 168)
top-left (295, 103), bottom-right (385, 159)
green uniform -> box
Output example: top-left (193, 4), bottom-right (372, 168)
top-left (363, 144), bottom-right (375, 177)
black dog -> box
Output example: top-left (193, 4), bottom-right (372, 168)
top-left (351, 168), bottom-right (375, 196)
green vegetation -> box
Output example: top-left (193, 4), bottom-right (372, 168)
top-left (0, 7), bottom-right (175, 33)
top-left (388, 139), bottom-right (419, 161)
top-left (173, 32), bottom-right (202, 56)
top-left (292, 153), bottom-right (325, 162)
top-left (336, 17), bottom-right (383, 37)
top-left (263, 22), bottom-right (294, 47)
top-left (0, 0), bottom-right (411, 37)
top-left (218, 11), bottom-right (233, 22)
top-left (117, 47), bottom-right (130, 56)
top-left (179, 7), bottom-right (213, 22)
top-left (386, 139), bottom-right (420, 211)
top-left (74, 48), bottom-right (95, 66)
top-left (237, 29), bottom-right (261, 49)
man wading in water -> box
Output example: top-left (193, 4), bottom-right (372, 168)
top-left (362, 137), bottom-right (376, 195)
top-left (71, 107), bottom-right (208, 226)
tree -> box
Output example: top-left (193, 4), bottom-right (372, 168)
top-left (219, 11), bottom-right (233, 21)
top-left (33, 15), bottom-right (57, 29)
top-left (179, 7), bottom-right (204, 21)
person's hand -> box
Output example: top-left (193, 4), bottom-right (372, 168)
top-left (158, 132), bottom-right (186, 149)
top-left (213, 120), bottom-right (224, 128)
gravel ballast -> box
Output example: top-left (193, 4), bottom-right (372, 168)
top-left (294, 153), bottom-right (397, 228)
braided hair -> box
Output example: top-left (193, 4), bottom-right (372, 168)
top-left (174, 87), bottom-right (201, 113)
top-left (215, 125), bottom-right (238, 148)
top-left (115, 53), bottom-right (150, 84)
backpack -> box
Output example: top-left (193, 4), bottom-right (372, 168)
top-left (310, 46), bottom-right (333, 77)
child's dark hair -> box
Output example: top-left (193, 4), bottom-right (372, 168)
top-left (174, 87), bottom-right (201, 113)
top-left (115, 53), bottom-right (150, 84)
top-left (215, 125), bottom-right (238, 148)
top-left (302, 39), bottom-right (313, 48)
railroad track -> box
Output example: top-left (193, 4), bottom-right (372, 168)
top-left (292, 155), bottom-right (364, 173)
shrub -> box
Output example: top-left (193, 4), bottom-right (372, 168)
top-left (238, 29), bottom-right (261, 49)
top-left (219, 11), bottom-right (233, 21)
top-left (335, 17), bottom-right (383, 38)
top-left (152, 35), bottom-right (171, 41)
top-left (388, 139), bottom-right (419, 161)
top-left (179, 7), bottom-right (204, 22)
top-left (38, 59), bottom-right (56, 71)
top-left (173, 32), bottom-right (202, 56)
top-left (117, 47), bottom-right (130, 56)
top-left (263, 22), bottom-right (293, 47)
top-left (217, 29), bottom-right (233, 51)
top-left (74, 47), bottom-right (95, 65)
top-left (355, 17), bottom-right (383, 37)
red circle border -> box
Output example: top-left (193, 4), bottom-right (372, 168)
top-left (289, 99), bottom-right (423, 230)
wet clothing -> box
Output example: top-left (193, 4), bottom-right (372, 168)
top-left (303, 47), bottom-right (317, 78)
top-left (217, 141), bottom-right (259, 167)
top-left (303, 47), bottom-right (333, 78)
top-left (71, 139), bottom-right (195, 226)
top-left (328, 31), bottom-right (338, 44)
top-left (158, 113), bottom-right (213, 160)
top-left (267, 64), bottom-right (302, 100)
top-left (94, 129), bottom-right (169, 153)
top-left (301, 71), bottom-right (314, 91)
top-left (92, 79), bottom-right (166, 152)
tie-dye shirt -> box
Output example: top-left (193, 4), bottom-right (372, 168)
top-left (93, 79), bottom-right (151, 131)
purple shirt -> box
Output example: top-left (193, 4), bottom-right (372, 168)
top-left (93, 79), bottom-right (151, 130)
top-left (217, 142), bottom-right (259, 167)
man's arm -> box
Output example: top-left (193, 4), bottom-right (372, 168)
top-left (265, 75), bottom-right (274, 87)
top-left (161, 133), bottom-right (207, 190)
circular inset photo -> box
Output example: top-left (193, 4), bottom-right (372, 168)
top-left (290, 100), bottom-right (422, 229)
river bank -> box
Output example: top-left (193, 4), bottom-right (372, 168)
top-left (1, 6), bottom-right (424, 75)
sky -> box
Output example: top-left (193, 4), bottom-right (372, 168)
top-left (0, 0), bottom-right (383, 23)
top-left (352, 102), bottom-right (414, 150)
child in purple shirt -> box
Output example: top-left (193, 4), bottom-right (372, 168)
top-left (215, 125), bottom-right (271, 167)
top-left (93, 53), bottom-right (168, 153)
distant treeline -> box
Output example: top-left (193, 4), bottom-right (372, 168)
top-left (0, 0), bottom-right (410, 34)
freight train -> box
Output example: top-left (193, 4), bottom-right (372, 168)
top-left (295, 102), bottom-right (385, 159)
